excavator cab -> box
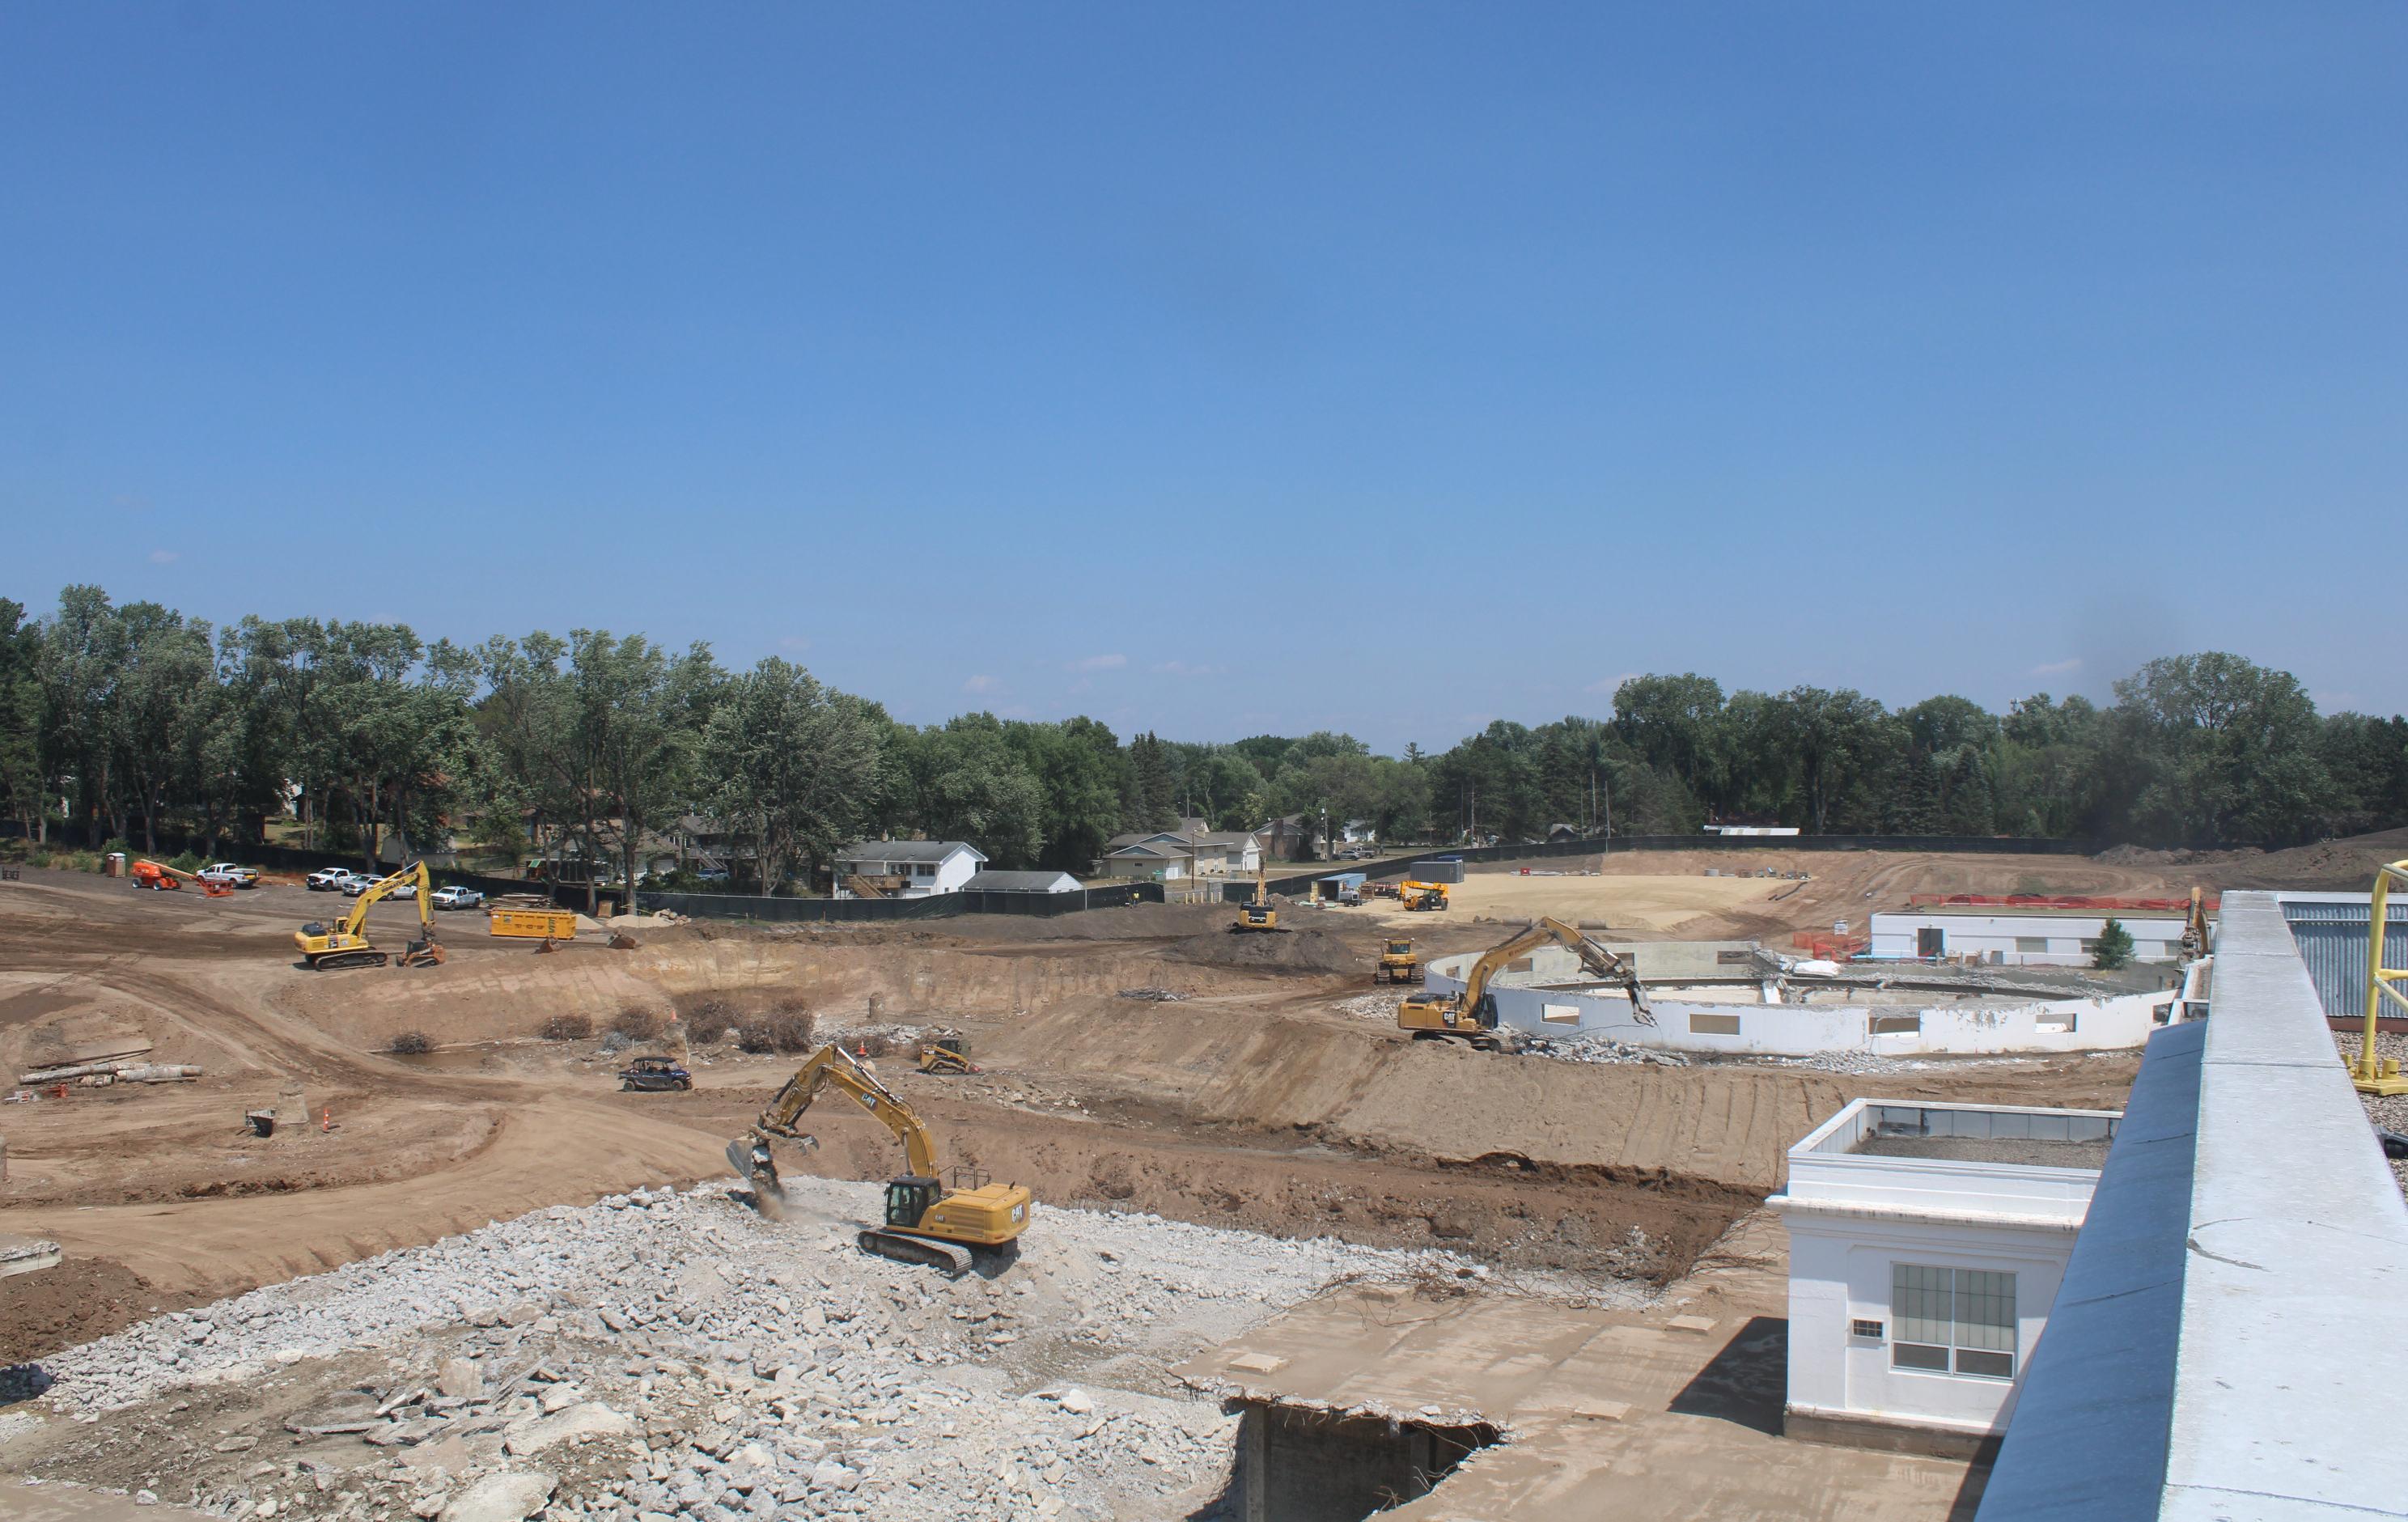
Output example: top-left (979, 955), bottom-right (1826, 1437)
top-left (885, 1175), bottom-right (943, 1229)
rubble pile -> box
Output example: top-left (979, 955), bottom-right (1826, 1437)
top-left (23, 1180), bottom-right (1481, 1521)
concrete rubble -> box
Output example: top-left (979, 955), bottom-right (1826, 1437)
top-left (19, 1178), bottom-right (1491, 1521)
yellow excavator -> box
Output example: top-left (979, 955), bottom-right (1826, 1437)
top-left (1232, 861), bottom-right (1281, 933)
top-left (2177, 886), bottom-right (2212, 962)
top-left (1398, 916), bottom-right (1650, 1052)
top-left (727, 1043), bottom-right (1032, 1275)
top-left (294, 862), bottom-right (446, 970)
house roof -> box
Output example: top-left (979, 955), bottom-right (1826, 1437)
top-left (1104, 841), bottom-right (1182, 859)
top-left (963, 870), bottom-right (1080, 892)
top-left (836, 840), bottom-right (988, 864)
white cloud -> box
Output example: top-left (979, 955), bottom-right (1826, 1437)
top-left (147, 549), bottom-right (180, 564)
top-left (1582, 672), bottom-right (1639, 696)
top-left (1068, 653), bottom-right (1128, 672)
top-left (962, 674), bottom-right (998, 694)
top-left (1153, 660), bottom-right (1227, 677)
top-left (2029, 658), bottom-right (2082, 676)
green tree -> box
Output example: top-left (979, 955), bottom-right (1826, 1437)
top-left (574, 631), bottom-right (719, 902)
top-left (909, 713), bottom-right (1045, 866)
top-left (0, 599), bottom-right (49, 842)
top-left (1005, 717), bottom-right (1128, 873)
top-left (2092, 918), bottom-right (2135, 970)
top-left (701, 658), bottom-right (884, 891)
top-left (2107, 652), bottom-right (2334, 846)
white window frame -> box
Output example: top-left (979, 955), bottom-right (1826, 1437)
top-left (1890, 1262), bottom-right (2016, 1380)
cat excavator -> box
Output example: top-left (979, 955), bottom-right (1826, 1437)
top-left (727, 1043), bottom-right (1032, 1275)
top-left (293, 862), bottom-right (446, 969)
top-left (1397, 916), bottom-right (1651, 1052)
top-left (1232, 861), bottom-right (1282, 933)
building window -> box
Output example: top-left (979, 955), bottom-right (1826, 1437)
top-left (1892, 1264), bottom-right (2016, 1379)
top-left (1689, 1012), bottom-right (1741, 1036)
top-left (2014, 937), bottom-right (2048, 953)
top-left (915, 864), bottom-right (935, 877)
top-left (1851, 1319), bottom-right (1884, 1341)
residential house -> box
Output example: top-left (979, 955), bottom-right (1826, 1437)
top-left (962, 869), bottom-right (1082, 894)
top-left (1257, 814), bottom-right (1316, 862)
top-left (1094, 825), bottom-right (1261, 881)
top-left (833, 841), bottom-right (988, 899)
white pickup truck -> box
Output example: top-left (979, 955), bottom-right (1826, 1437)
top-left (197, 863), bottom-right (259, 889)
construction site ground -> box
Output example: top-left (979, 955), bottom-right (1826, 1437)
top-left (0, 843), bottom-right (2334, 1519)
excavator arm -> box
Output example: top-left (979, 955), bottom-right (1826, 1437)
top-left (295, 862), bottom-right (443, 969)
top-left (748, 1044), bottom-right (940, 1176)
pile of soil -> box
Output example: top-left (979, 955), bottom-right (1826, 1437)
top-left (1165, 927), bottom-right (1358, 975)
top-left (0, 1257), bottom-right (190, 1366)
top-left (2096, 826), bottom-right (2408, 890)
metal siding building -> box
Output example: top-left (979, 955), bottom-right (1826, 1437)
top-left (2276, 892), bottom-right (2408, 1019)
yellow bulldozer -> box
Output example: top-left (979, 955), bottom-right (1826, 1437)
top-left (1373, 937), bottom-right (1423, 985)
top-left (293, 862), bottom-right (446, 971)
top-left (1397, 916), bottom-right (1649, 1052)
top-left (727, 1044), bottom-right (1031, 1275)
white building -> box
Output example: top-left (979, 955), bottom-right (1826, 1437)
top-left (1769, 1098), bottom-right (2114, 1456)
top-left (1869, 908), bottom-right (2193, 965)
top-left (960, 869), bottom-right (1081, 894)
top-left (832, 841), bottom-right (986, 899)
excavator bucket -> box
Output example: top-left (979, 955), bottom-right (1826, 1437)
top-left (725, 1137), bottom-right (790, 1220)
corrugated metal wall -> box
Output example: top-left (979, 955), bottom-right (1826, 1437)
top-left (2279, 899), bottom-right (2408, 1018)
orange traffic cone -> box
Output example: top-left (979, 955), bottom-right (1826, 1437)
top-left (321, 1106), bottom-right (333, 1133)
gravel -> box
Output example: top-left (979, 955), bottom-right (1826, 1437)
top-left (2335, 1029), bottom-right (2408, 1199)
top-left (23, 1178), bottom-right (1493, 1521)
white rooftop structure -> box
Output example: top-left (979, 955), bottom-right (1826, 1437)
top-left (1771, 1099), bottom-right (2115, 1456)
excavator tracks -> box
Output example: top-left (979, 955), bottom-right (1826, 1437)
top-left (858, 1228), bottom-right (974, 1277)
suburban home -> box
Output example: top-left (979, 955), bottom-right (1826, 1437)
top-left (962, 869), bottom-right (1082, 894)
top-left (833, 840), bottom-right (987, 899)
top-left (1257, 814), bottom-right (1316, 862)
top-left (1094, 825), bottom-right (1261, 880)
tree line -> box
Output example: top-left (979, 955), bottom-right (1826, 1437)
top-left (2, 587), bottom-right (2401, 895)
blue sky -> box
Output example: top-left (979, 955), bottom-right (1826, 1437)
top-left (5, 4), bottom-right (2402, 753)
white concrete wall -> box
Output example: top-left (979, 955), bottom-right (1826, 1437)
top-left (1427, 947), bottom-right (2172, 1054)
top-left (1783, 1214), bottom-right (2075, 1438)
top-left (1868, 912), bottom-right (2190, 965)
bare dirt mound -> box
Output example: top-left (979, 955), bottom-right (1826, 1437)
top-left (1165, 927), bottom-right (1359, 975)
top-left (2101, 827), bottom-right (2408, 890)
top-left (0, 1257), bottom-right (196, 1365)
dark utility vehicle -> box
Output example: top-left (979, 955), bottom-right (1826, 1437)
top-left (618, 1056), bottom-right (693, 1092)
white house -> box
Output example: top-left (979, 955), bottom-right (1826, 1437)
top-left (1768, 1098), bottom-right (2115, 1456)
top-left (1870, 908), bottom-right (2194, 965)
top-left (832, 841), bottom-right (986, 899)
top-left (961, 869), bottom-right (1081, 894)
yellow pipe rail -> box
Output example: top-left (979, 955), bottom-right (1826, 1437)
top-left (2351, 859), bottom-right (2408, 1096)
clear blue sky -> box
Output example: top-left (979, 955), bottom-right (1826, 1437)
top-left (5, 4), bottom-right (2402, 753)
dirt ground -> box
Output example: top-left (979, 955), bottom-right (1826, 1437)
top-left (0, 848), bottom-right (2224, 1368)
